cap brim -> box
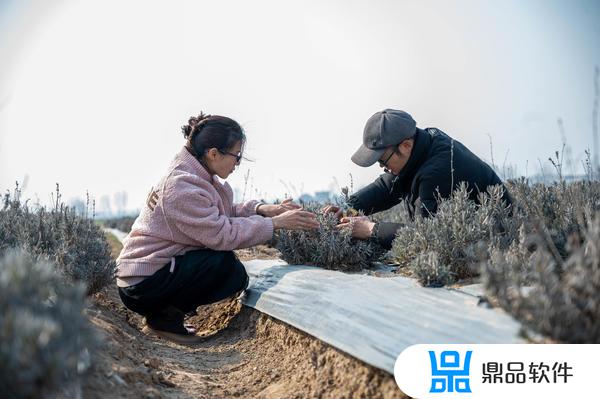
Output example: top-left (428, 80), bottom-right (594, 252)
top-left (351, 144), bottom-right (385, 167)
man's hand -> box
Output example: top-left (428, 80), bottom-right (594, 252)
top-left (257, 198), bottom-right (302, 217)
top-left (336, 216), bottom-right (375, 240)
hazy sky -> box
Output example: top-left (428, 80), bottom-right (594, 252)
top-left (1, 0), bottom-right (599, 214)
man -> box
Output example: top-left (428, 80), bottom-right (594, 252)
top-left (327, 109), bottom-right (512, 249)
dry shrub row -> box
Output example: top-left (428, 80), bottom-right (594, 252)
top-left (386, 179), bottom-right (600, 284)
top-left (481, 179), bottom-right (600, 343)
top-left (483, 214), bottom-right (600, 343)
top-left (0, 184), bottom-right (115, 294)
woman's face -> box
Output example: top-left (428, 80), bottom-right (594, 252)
top-left (205, 141), bottom-right (243, 179)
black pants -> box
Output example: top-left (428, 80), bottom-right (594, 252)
top-left (118, 249), bottom-right (249, 316)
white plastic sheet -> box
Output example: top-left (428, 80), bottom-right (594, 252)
top-left (241, 259), bottom-right (524, 374)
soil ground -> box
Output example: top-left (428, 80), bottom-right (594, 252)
top-left (83, 239), bottom-right (407, 398)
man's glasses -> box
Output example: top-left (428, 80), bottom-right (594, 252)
top-left (219, 150), bottom-right (243, 163)
top-left (378, 150), bottom-right (395, 167)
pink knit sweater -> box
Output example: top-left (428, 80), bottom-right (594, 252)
top-left (116, 146), bottom-right (274, 286)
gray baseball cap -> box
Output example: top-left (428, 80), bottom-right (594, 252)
top-left (351, 109), bottom-right (417, 167)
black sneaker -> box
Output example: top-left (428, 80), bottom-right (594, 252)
top-left (143, 306), bottom-right (203, 344)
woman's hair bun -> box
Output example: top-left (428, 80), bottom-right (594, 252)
top-left (181, 111), bottom-right (212, 138)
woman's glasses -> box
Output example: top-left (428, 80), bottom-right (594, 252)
top-left (219, 150), bottom-right (243, 163)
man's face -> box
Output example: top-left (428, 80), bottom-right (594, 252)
top-left (377, 139), bottom-right (413, 175)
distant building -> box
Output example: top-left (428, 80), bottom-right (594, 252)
top-left (314, 191), bottom-right (334, 203)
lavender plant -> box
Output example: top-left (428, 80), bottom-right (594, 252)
top-left (482, 213), bottom-right (600, 343)
top-left (0, 249), bottom-right (98, 398)
top-left (0, 184), bottom-right (115, 294)
top-left (274, 203), bottom-right (385, 271)
top-left (389, 183), bottom-right (513, 286)
top-left (505, 178), bottom-right (600, 257)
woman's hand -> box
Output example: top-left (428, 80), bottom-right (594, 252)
top-left (336, 216), bottom-right (375, 240)
top-left (272, 209), bottom-right (320, 231)
top-left (257, 198), bottom-right (302, 217)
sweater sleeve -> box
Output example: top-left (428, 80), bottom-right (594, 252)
top-left (233, 200), bottom-right (261, 217)
top-left (163, 178), bottom-right (274, 251)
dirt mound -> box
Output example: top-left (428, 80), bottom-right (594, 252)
top-left (83, 284), bottom-right (406, 398)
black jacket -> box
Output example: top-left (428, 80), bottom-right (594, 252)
top-left (347, 127), bottom-right (512, 249)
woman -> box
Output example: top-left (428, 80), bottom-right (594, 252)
top-left (116, 112), bottom-right (319, 343)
